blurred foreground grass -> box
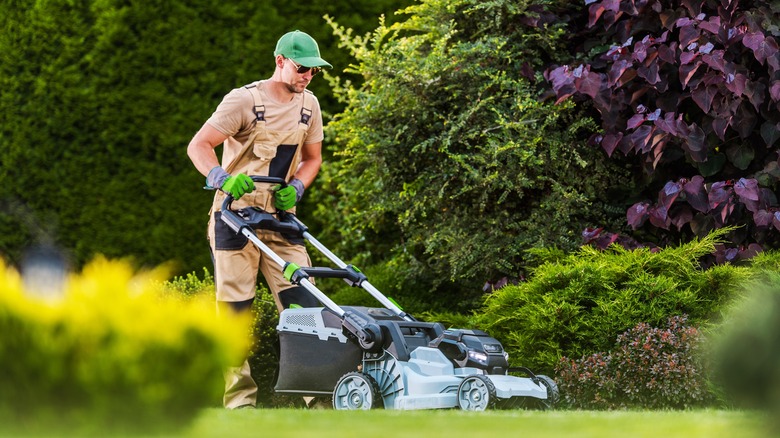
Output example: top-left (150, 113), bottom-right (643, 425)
top-left (181, 408), bottom-right (769, 438)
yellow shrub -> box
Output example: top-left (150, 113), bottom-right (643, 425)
top-left (0, 257), bottom-right (251, 434)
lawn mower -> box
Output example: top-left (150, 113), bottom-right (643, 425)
top-left (219, 176), bottom-right (559, 411)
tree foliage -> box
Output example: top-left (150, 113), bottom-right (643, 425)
top-left (548, 0), bottom-right (780, 250)
top-left (318, 0), bottom-right (633, 310)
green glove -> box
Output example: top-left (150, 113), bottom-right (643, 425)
top-left (221, 173), bottom-right (255, 200)
top-left (274, 184), bottom-right (298, 211)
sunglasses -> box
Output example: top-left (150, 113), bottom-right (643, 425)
top-left (286, 58), bottom-right (321, 76)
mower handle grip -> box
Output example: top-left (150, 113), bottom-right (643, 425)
top-left (220, 175), bottom-right (287, 212)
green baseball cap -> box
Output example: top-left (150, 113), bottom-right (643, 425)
top-left (274, 30), bottom-right (333, 69)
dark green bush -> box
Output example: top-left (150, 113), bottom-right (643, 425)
top-left (556, 315), bottom-right (715, 409)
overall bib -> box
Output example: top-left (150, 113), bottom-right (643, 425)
top-left (209, 82), bottom-right (316, 408)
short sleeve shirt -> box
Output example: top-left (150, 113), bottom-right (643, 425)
top-left (206, 80), bottom-right (324, 146)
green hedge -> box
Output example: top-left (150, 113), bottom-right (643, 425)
top-left (0, 0), bottom-right (413, 277)
top-left (0, 258), bottom-right (249, 435)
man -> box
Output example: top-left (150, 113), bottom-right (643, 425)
top-left (187, 30), bottom-right (331, 409)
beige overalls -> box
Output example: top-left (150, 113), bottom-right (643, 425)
top-left (209, 82), bottom-right (317, 408)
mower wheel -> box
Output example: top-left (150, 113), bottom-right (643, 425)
top-left (333, 372), bottom-right (383, 410)
top-left (457, 374), bottom-right (496, 411)
top-left (535, 374), bottom-right (560, 409)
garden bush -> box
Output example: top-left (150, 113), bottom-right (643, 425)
top-left (466, 228), bottom-right (752, 375)
top-left (163, 268), bottom-right (300, 407)
top-left (556, 315), bottom-right (715, 409)
top-left (709, 270), bottom-right (780, 430)
top-left (0, 258), bottom-right (249, 435)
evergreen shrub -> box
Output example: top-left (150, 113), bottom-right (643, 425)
top-left (467, 229), bottom-right (751, 375)
top-left (0, 258), bottom-right (249, 435)
top-left (556, 315), bottom-right (715, 409)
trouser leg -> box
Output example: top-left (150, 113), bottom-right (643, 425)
top-left (218, 298), bottom-right (258, 409)
top-left (210, 214), bottom-right (261, 409)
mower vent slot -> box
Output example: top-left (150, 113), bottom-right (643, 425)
top-left (285, 314), bottom-right (317, 327)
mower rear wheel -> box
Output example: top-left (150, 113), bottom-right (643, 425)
top-left (457, 374), bottom-right (496, 411)
top-left (333, 372), bottom-right (382, 410)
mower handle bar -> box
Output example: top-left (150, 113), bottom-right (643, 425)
top-left (220, 175), bottom-right (287, 212)
top-left (216, 175), bottom-right (412, 322)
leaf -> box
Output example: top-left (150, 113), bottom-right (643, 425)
top-left (658, 180), bottom-right (683, 211)
top-left (691, 84), bottom-right (717, 112)
top-left (745, 79), bottom-right (766, 111)
top-left (734, 178), bottom-right (760, 202)
top-left (659, 10), bottom-right (681, 30)
top-left (608, 59), bottom-right (633, 86)
top-left (548, 65), bottom-right (574, 92)
top-left (698, 16), bottom-right (721, 35)
top-left (724, 73), bottom-right (747, 97)
top-left (743, 32), bottom-right (766, 51)
top-left (627, 202), bottom-right (650, 229)
top-left (629, 124), bottom-right (654, 153)
top-left (680, 50), bottom-right (699, 65)
top-left (654, 112), bottom-right (681, 136)
top-left (576, 71), bottom-right (605, 98)
top-left (712, 117), bottom-right (731, 141)
top-left (601, 132), bottom-right (624, 157)
top-left (754, 209), bottom-right (773, 227)
top-left (669, 204), bottom-right (694, 230)
top-left (684, 124), bottom-right (707, 162)
top-left (725, 143), bottom-right (755, 170)
top-left (771, 81), bottom-right (780, 102)
top-left (684, 175), bottom-right (709, 213)
top-left (772, 211), bottom-right (780, 232)
top-left (709, 181), bottom-right (732, 208)
top-left (679, 24), bottom-right (701, 48)
top-left (734, 102), bottom-right (758, 139)
top-left (701, 50), bottom-right (726, 72)
top-left (697, 153), bottom-right (726, 177)
top-left (760, 121), bottom-right (780, 147)
top-left (744, 33), bottom-right (779, 65)
top-left (588, 3), bottom-right (606, 28)
top-left (627, 113), bottom-right (646, 129)
top-left (649, 204), bottom-right (670, 229)
top-left (679, 61), bottom-right (702, 88)
top-left (637, 63), bottom-right (660, 84)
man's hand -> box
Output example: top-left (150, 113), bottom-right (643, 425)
top-left (221, 174), bottom-right (255, 200)
top-left (205, 166), bottom-right (255, 200)
top-left (274, 179), bottom-right (304, 210)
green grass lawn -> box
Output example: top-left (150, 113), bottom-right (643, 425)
top-left (181, 408), bottom-right (770, 438)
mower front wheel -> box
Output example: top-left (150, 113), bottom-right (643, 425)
top-left (333, 372), bottom-right (383, 410)
top-left (535, 374), bottom-right (560, 409)
top-left (457, 374), bottom-right (496, 411)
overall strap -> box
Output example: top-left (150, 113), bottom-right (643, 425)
top-left (223, 83), bottom-right (266, 175)
top-left (299, 89), bottom-right (313, 127)
top-left (245, 82), bottom-right (266, 123)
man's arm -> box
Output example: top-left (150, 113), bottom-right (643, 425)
top-left (293, 141), bottom-right (323, 188)
top-left (187, 123), bottom-right (229, 177)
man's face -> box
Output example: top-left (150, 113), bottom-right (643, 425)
top-left (281, 58), bottom-right (317, 94)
